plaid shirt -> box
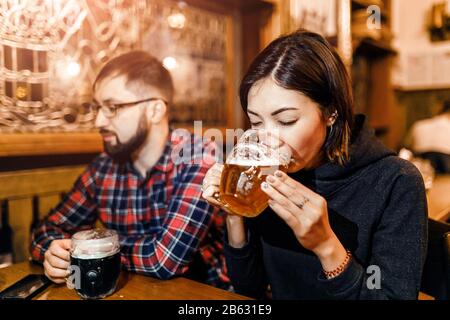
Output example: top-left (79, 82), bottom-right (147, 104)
top-left (30, 131), bottom-right (231, 289)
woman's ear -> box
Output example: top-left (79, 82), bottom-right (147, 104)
top-left (146, 100), bottom-right (167, 124)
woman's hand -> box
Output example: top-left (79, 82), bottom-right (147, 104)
top-left (201, 163), bottom-right (246, 248)
top-left (261, 170), bottom-right (347, 271)
top-left (201, 163), bottom-right (224, 209)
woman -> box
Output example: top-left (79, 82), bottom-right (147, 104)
top-left (202, 30), bottom-right (427, 300)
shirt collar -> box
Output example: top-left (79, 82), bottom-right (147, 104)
top-left (152, 138), bottom-right (174, 173)
top-left (123, 131), bottom-right (175, 176)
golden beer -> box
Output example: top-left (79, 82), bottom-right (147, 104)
top-left (218, 129), bottom-right (292, 217)
top-left (219, 162), bottom-right (287, 217)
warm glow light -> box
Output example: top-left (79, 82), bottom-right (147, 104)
top-left (163, 56), bottom-right (178, 70)
top-left (167, 12), bottom-right (186, 29)
top-left (56, 58), bottom-right (81, 80)
top-left (66, 61), bottom-right (81, 77)
top-left (16, 86), bottom-right (28, 99)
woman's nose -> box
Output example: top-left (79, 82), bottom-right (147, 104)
top-left (258, 127), bottom-right (283, 147)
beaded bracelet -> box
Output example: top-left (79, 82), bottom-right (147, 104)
top-left (323, 249), bottom-right (352, 279)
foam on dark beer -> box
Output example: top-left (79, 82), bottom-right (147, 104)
top-left (71, 229), bottom-right (120, 259)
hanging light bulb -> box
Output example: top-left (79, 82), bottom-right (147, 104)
top-left (56, 57), bottom-right (80, 80)
top-left (167, 1), bottom-right (187, 29)
top-left (163, 56), bottom-right (178, 70)
top-left (66, 60), bottom-right (81, 77)
top-left (168, 12), bottom-right (186, 29)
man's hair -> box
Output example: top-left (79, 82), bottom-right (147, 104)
top-left (93, 51), bottom-right (174, 104)
top-left (239, 30), bottom-right (354, 165)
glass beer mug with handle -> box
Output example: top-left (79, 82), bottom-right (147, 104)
top-left (219, 129), bottom-right (293, 217)
top-left (69, 229), bottom-right (121, 299)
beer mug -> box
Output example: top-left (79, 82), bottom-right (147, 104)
top-left (219, 129), bottom-right (292, 217)
top-left (69, 229), bottom-right (121, 299)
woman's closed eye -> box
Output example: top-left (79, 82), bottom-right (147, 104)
top-left (250, 120), bottom-right (263, 127)
top-left (250, 119), bottom-right (298, 127)
top-left (278, 119), bottom-right (298, 126)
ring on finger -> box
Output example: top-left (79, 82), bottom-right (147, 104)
top-left (297, 195), bottom-right (310, 210)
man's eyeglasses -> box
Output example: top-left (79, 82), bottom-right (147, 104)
top-left (90, 97), bottom-right (168, 118)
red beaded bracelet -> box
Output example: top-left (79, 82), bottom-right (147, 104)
top-left (323, 249), bottom-right (352, 279)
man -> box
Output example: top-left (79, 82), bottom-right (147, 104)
top-left (30, 51), bottom-right (230, 289)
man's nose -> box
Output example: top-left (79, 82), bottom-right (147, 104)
top-left (94, 109), bottom-right (110, 128)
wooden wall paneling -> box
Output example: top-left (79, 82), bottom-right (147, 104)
top-left (0, 132), bottom-right (103, 157)
top-left (39, 194), bottom-right (62, 219)
top-left (0, 166), bottom-right (85, 199)
top-left (8, 198), bottom-right (32, 263)
top-left (366, 56), bottom-right (399, 149)
top-left (240, 3), bottom-right (274, 72)
top-left (225, 13), bottom-right (238, 129)
top-left (0, 166), bottom-right (86, 262)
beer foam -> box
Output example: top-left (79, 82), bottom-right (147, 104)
top-left (227, 158), bottom-right (284, 167)
top-left (228, 141), bottom-right (291, 166)
top-left (72, 229), bottom-right (116, 240)
top-left (71, 229), bottom-right (120, 259)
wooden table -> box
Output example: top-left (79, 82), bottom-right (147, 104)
top-left (427, 175), bottom-right (450, 222)
top-left (0, 262), bottom-right (250, 300)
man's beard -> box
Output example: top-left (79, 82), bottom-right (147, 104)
top-left (101, 116), bottom-right (149, 164)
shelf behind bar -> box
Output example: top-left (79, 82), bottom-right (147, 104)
top-left (0, 132), bottom-right (103, 157)
top-left (0, 126), bottom-right (237, 157)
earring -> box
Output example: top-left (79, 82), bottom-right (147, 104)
top-left (328, 110), bottom-right (338, 136)
top-left (331, 110), bottom-right (338, 119)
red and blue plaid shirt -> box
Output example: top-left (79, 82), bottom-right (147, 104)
top-left (30, 131), bottom-right (231, 289)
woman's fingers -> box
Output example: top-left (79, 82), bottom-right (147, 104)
top-left (265, 174), bottom-right (314, 211)
top-left (267, 196), bottom-right (300, 230)
top-left (202, 185), bottom-right (221, 205)
top-left (269, 170), bottom-right (324, 207)
top-left (262, 178), bottom-right (319, 223)
top-left (203, 164), bottom-right (222, 188)
top-left (202, 185), bottom-right (236, 215)
top-left (206, 170), bottom-right (222, 181)
top-left (261, 181), bottom-right (302, 217)
top-left (207, 163), bottom-right (224, 177)
top-left (202, 163), bottom-right (228, 210)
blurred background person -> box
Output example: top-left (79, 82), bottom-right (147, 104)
top-left (405, 100), bottom-right (450, 174)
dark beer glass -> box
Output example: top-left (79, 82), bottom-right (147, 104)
top-left (70, 229), bottom-right (121, 299)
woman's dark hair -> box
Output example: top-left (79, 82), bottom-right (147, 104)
top-left (239, 30), bottom-right (354, 165)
